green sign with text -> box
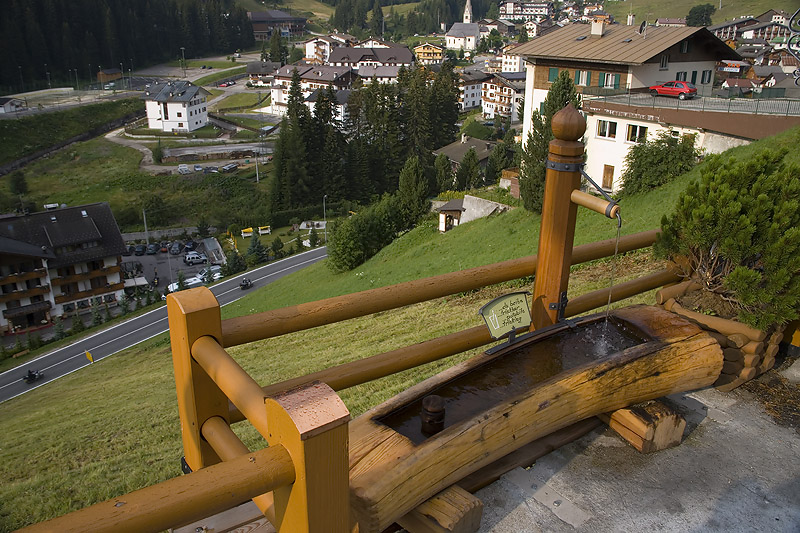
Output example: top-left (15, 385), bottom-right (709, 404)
top-left (478, 291), bottom-right (532, 340)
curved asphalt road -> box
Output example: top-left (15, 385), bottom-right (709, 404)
top-left (0, 247), bottom-right (327, 404)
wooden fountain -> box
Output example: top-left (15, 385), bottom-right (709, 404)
top-left (346, 105), bottom-right (724, 532)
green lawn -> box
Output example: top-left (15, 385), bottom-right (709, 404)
top-left (212, 91), bottom-right (264, 111)
top-left (236, 0), bottom-right (333, 19)
top-left (602, 0), bottom-right (798, 25)
top-left (0, 99), bottom-right (144, 167)
top-left (2, 126), bottom-right (799, 530)
top-left (194, 66), bottom-right (247, 87)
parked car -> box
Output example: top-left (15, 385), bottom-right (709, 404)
top-left (649, 81), bottom-right (697, 100)
top-left (183, 251), bottom-right (208, 265)
top-left (165, 276), bottom-right (203, 296)
top-left (204, 166), bottom-right (219, 174)
top-left (122, 244), bottom-right (134, 256)
top-left (177, 164), bottom-right (191, 175)
top-left (221, 163), bottom-right (239, 172)
top-left (160, 242), bottom-right (169, 253)
top-left (184, 240), bottom-right (197, 251)
top-left (198, 265), bottom-right (223, 282)
top-left (169, 242), bottom-right (184, 255)
top-left (146, 243), bottom-right (159, 255)
top-left (194, 164), bottom-right (203, 172)
top-left (134, 244), bottom-right (147, 256)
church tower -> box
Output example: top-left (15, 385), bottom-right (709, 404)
top-left (463, 0), bottom-right (473, 24)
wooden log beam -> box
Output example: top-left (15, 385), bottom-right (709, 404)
top-left (350, 307), bottom-right (723, 533)
top-left (396, 486), bottom-right (483, 533)
top-left (598, 400), bottom-right (686, 454)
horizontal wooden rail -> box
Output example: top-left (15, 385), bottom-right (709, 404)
top-left (565, 269), bottom-right (681, 318)
top-left (202, 416), bottom-right (276, 526)
top-left (221, 229), bottom-right (659, 347)
top-left (230, 325), bottom-right (493, 424)
top-left (192, 336), bottom-right (269, 435)
top-left (19, 445), bottom-right (294, 533)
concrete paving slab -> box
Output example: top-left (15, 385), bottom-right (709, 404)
top-left (476, 387), bottom-right (800, 532)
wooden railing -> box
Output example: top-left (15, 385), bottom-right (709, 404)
top-left (21, 229), bottom-right (675, 533)
top-left (0, 284), bottom-right (50, 304)
top-left (0, 268), bottom-right (47, 285)
top-left (50, 265), bottom-right (121, 286)
top-left (22, 106), bottom-right (680, 532)
top-left (54, 282), bottom-right (124, 304)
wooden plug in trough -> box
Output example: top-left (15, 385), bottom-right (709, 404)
top-left (348, 305), bottom-right (723, 533)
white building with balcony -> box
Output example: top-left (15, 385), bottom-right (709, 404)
top-left (142, 81), bottom-right (209, 132)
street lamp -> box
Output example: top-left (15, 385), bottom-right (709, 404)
top-left (45, 63), bottom-right (51, 89)
top-left (180, 47), bottom-right (187, 78)
top-left (323, 195), bottom-right (328, 244)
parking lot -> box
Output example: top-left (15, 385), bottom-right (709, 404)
top-left (120, 240), bottom-right (215, 290)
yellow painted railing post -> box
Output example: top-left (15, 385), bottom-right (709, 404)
top-left (167, 287), bottom-right (228, 471)
top-left (265, 381), bottom-right (351, 532)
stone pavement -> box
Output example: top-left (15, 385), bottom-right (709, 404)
top-left (476, 384), bottom-right (799, 532)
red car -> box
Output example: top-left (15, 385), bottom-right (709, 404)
top-left (649, 81), bottom-right (697, 100)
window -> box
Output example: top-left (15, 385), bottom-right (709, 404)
top-left (179, 122), bottom-right (184, 127)
top-left (626, 124), bottom-right (647, 143)
top-left (597, 120), bottom-right (617, 139)
top-left (548, 67), bottom-right (558, 82)
top-left (659, 54), bottom-right (669, 70)
top-left (680, 40), bottom-right (690, 53)
top-left (701, 70), bottom-right (712, 84)
top-left (598, 73), bottom-right (620, 89)
top-left (676, 71), bottom-right (687, 81)
top-left (177, 112), bottom-right (182, 117)
top-left (574, 70), bottom-right (591, 86)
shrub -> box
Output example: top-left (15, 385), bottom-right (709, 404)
top-left (655, 148), bottom-right (800, 330)
top-left (71, 312), bottom-right (85, 334)
top-left (621, 131), bottom-right (699, 196)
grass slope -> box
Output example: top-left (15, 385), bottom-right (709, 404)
top-left (1, 126), bottom-right (799, 530)
top-left (602, 0), bottom-right (798, 25)
top-left (0, 99), bottom-right (144, 167)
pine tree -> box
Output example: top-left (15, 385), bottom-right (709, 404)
top-left (53, 316), bottom-right (65, 340)
top-left (91, 302), bottom-right (103, 326)
top-left (71, 311), bottom-right (85, 334)
top-left (309, 227), bottom-right (319, 247)
top-left (223, 250), bottom-right (247, 275)
top-left (398, 155), bottom-right (429, 223)
top-left (485, 144), bottom-right (508, 185)
top-left (520, 71), bottom-right (580, 212)
top-left (370, 0), bottom-right (384, 36)
top-left (456, 148), bottom-right (481, 190)
top-left (177, 271), bottom-right (187, 291)
top-left (246, 235), bottom-right (268, 265)
top-left (435, 153), bottom-right (454, 193)
top-left (271, 237), bottom-right (285, 259)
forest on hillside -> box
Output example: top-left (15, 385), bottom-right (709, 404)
top-left (0, 0), bottom-right (254, 93)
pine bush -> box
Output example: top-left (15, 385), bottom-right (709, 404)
top-left (655, 148), bottom-right (800, 330)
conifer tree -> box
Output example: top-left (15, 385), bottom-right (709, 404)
top-left (246, 235), bottom-right (268, 265)
top-left (398, 155), bottom-right (429, 223)
top-left (456, 148), bottom-right (481, 190)
top-left (520, 71), bottom-right (580, 212)
top-left (435, 153), bottom-right (454, 193)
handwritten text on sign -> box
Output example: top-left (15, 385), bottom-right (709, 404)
top-left (478, 292), bottom-right (532, 340)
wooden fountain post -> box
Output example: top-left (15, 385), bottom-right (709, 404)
top-left (531, 104), bottom-right (587, 329)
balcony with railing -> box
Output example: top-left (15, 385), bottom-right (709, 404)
top-left (54, 282), bottom-right (124, 305)
top-left (0, 284), bottom-right (51, 304)
top-left (50, 265), bottom-right (121, 286)
top-left (0, 268), bottom-right (47, 286)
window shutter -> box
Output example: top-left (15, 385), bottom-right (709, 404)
top-left (574, 70), bottom-right (580, 84)
top-left (598, 72), bottom-right (605, 87)
top-left (586, 72), bottom-right (591, 86)
top-left (613, 74), bottom-right (620, 89)
top-left (549, 67), bottom-right (558, 82)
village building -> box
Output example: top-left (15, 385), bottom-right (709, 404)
top-left (246, 61), bottom-right (281, 87)
top-left (515, 22), bottom-right (742, 192)
top-left (499, 1), bottom-right (554, 22)
top-left (458, 69), bottom-right (491, 111)
top-left (305, 88), bottom-right (351, 123)
top-left (655, 18), bottom-right (686, 27)
top-left (414, 43), bottom-right (446, 65)
top-left (327, 46), bottom-right (414, 70)
top-left (268, 65), bottom-right (357, 115)
top-left (501, 43), bottom-right (525, 72)
top-left (248, 10), bottom-right (306, 40)
top-left (142, 81), bottom-right (209, 132)
top-left (0, 97), bottom-right (25, 114)
top-left (0, 203), bottom-right (127, 336)
top-left (433, 134), bottom-right (498, 175)
top-left (482, 72), bottom-right (526, 119)
top-left (358, 65), bottom-right (403, 84)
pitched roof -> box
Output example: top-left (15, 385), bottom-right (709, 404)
top-left (306, 88), bottom-right (352, 105)
top-left (447, 22), bottom-right (481, 38)
top-left (513, 24), bottom-right (739, 66)
top-left (358, 65), bottom-right (402, 78)
top-left (707, 17), bottom-right (757, 31)
top-left (142, 81), bottom-right (209, 103)
top-left (328, 46), bottom-right (414, 65)
top-left (0, 203), bottom-right (126, 268)
top-left (274, 64), bottom-right (355, 82)
top-left (434, 136), bottom-right (497, 165)
top-left (247, 61), bottom-right (281, 75)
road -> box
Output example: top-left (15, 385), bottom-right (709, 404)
top-left (0, 247), bottom-right (327, 404)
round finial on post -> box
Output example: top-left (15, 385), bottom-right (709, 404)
top-left (551, 104), bottom-right (586, 141)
